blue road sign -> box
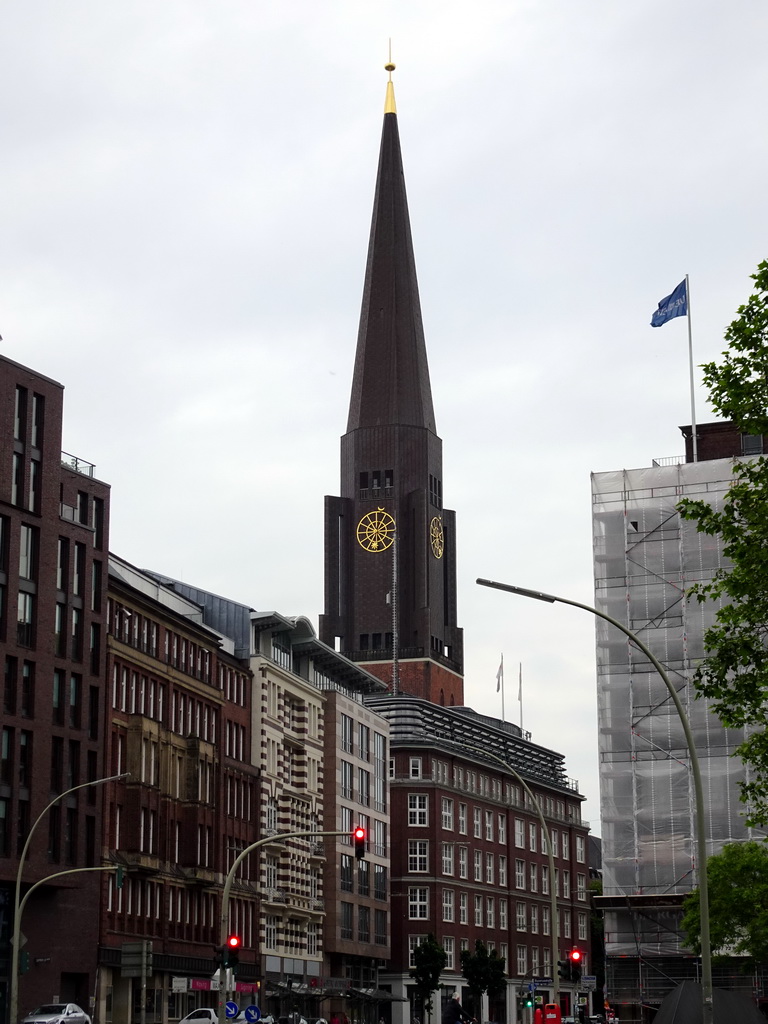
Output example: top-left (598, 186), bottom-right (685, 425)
top-left (244, 1007), bottom-right (261, 1023)
top-left (226, 1003), bottom-right (240, 1019)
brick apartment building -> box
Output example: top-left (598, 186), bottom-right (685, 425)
top-left (1, 354), bottom-right (111, 1020)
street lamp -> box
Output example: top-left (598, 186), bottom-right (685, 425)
top-left (476, 578), bottom-right (713, 1024)
top-left (446, 740), bottom-right (560, 1005)
top-left (10, 771), bottom-right (129, 1024)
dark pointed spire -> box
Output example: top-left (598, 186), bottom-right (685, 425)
top-left (346, 66), bottom-right (436, 433)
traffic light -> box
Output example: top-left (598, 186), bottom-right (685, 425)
top-left (568, 949), bottom-right (582, 983)
top-left (557, 959), bottom-right (570, 981)
top-left (353, 826), bottom-right (366, 860)
top-left (214, 944), bottom-right (226, 968)
top-left (116, 866), bottom-right (124, 889)
top-left (226, 934), bottom-right (241, 970)
top-left (525, 995), bottom-right (534, 1009)
top-left (19, 951), bottom-right (30, 974)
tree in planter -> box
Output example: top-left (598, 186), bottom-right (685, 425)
top-left (410, 934), bottom-right (448, 1023)
top-left (677, 259), bottom-right (768, 826)
top-left (681, 840), bottom-right (768, 962)
top-left (460, 940), bottom-right (506, 1019)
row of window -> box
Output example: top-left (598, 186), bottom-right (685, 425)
top-left (410, 793), bottom-right (586, 863)
top-left (338, 902), bottom-right (388, 945)
top-left (408, 887), bottom-right (589, 937)
top-left (339, 855), bottom-right (388, 899)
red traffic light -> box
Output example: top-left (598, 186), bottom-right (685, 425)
top-left (353, 826), bottom-right (366, 860)
top-left (569, 949), bottom-right (582, 962)
top-left (227, 934), bottom-right (242, 949)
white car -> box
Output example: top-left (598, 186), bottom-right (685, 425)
top-left (22, 1005), bottom-right (91, 1024)
top-left (179, 1011), bottom-right (247, 1024)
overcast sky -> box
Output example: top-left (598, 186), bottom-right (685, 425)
top-left (3, 1), bottom-right (768, 831)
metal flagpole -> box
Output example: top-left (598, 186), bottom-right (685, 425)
top-left (519, 662), bottom-right (523, 732)
top-left (499, 655), bottom-right (505, 720)
top-left (686, 274), bottom-right (698, 462)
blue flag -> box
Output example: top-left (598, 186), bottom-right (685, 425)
top-left (651, 279), bottom-right (687, 328)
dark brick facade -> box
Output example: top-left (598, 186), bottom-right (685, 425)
top-left (680, 420), bottom-right (767, 462)
top-left (1, 355), bottom-right (110, 1018)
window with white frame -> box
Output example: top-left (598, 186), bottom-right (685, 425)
top-left (442, 843), bottom-right (454, 876)
top-left (515, 859), bottom-right (526, 889)
top-left (551, 829), bottom-right (558, 857)
top-left (307, 922), bottom-right (320, 956)
top-left (409, 839), bottom-right (428, 872)
top-left (443, 889), bottom-right (455, 922)
top-left (485, 852), bottom-right (494, 884)
top-left (515, 818), bottom-right (525, 848)
top-left (563, 870), bottom-right (570, 899)
top-left (563, 910), bottom-right (571, 938)
top-left (516, 902), bottom-right (527, 931)
top-left (542, 906), bottom-right (550, 935)
top-left (474, 850), bottom-right (482, 882)
top-left (409, 935), bottom-right (427, 967)
top-left (442, 797), bottom-right (454, 830)
top-left (443, 935), bottom-right (455, 969)
top-left (408, 887), bottom-right (429, 919)
top-left (499, 898), bottom-right (508, 929)
top-left (486, 897), bottom-right (495, 928)
top-left (409, 757), bottom-right (422, 779)
top-left (529, 823), bottom-right (537, 852)
top-left (578, 911), bottom-right (588, 941)
top-left (408, 794), bottom-right (428, 826)
top-left (562, 833), bottom-right (569, 860)
top-left (459, 847), bottom-right (468, 879)
top-left (474, 895), bottom-right (483, 926)
top-left (577, 873), bottom-right (587, 901)
top-left (265, 915), bottom-right (278, 949)
top-left (458, 803), bottom-right (467, 834)
top-left (531, 946), bottom-right (539, 972)
top-left (530, 904), bottom-right (538, 933)
top-left (497, 813), bottom-right (506, 845)
top-left (576, 835), bottom-right (585, 863)
top-left (500, 942), bottom-right (508, 965)
top-left (542, 865), bottom-right (549, 895)
top-left (530, 863), bottom-right (538, 892)
top-left (499, 855), bottom-right (507, 886)
top-left (517, 945), bottom-right (528, 976)
top-left (461, 937), bottom-right (469, 954)
top-left (485, 810), bottom-right (494, 841)
top-left (459, 892), bottom-right (468, 924)
top-left (473, 807), bottom-right (482, 838)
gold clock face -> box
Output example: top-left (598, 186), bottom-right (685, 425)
top-left (357, 508), bottom-right (396, 552)
top-left (430, 516), bottom-right (444, 559)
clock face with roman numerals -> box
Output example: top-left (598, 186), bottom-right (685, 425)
top-left (430, 516), bottom-right (444, 558)
top-left (356, 508), bottom-right (396, 552)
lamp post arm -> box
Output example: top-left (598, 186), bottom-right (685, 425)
top-left (476, 578), bottom-right (713, 1024)
top-left (20, 865), bottom-right (119, 918)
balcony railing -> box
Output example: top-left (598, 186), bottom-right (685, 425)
top-left (61, 451), bottom-right (95, 477)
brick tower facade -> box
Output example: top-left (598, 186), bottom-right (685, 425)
top-left (319, 73), bottom-right (463, 706)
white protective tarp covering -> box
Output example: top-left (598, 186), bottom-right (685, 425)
top-left (591, 460), bottom-right (756, 957)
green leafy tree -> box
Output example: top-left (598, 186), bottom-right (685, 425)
top-left (460, 940), bottom-right (506, 1018)
top-left (410, 934), bottom-right (448, 1019)
top-left (678, 259), bottom-right (768, 825)
top-left (681, 840), bottom-right (768, 962)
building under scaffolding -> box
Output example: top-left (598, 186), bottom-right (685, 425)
top-left (591, 443), bottom-right (768, 1021)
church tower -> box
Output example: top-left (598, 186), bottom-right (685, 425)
top-left (320, 66), bottom-right (464, 706)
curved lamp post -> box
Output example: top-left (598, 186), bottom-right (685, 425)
top-left (446, 740), bottom-right (560, 1005)
top-left (476, 578), bottom-right (713, 1024)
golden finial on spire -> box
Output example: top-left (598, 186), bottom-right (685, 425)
top-left (384, 40), bottom-right (397, 114)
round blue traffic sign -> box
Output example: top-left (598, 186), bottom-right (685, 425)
top-left (226, 1003), bottom-right (240, 1019)
top-left (244, 1007), bottom-right (261, 1023)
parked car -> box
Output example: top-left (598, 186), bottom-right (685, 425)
top-left (22, 1004), bottom-right (91, 1024)
top-left (179, 1010), bottom-right (247, 1024)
